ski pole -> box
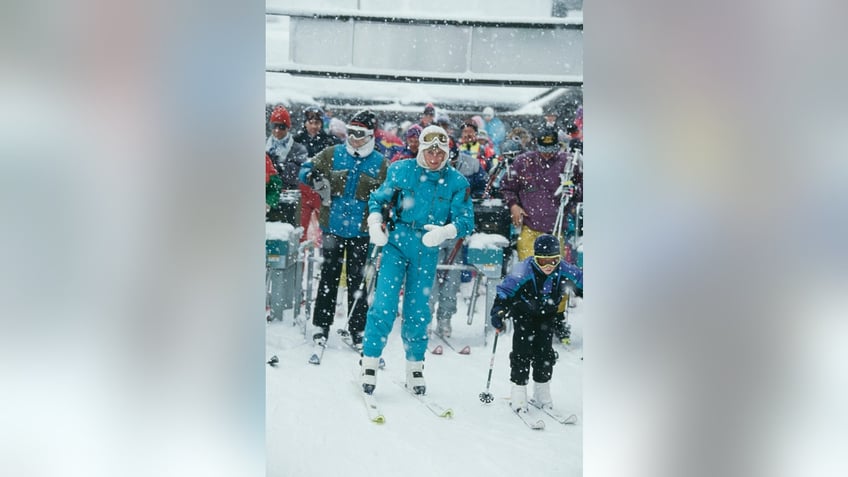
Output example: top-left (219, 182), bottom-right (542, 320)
top-left (479, 329), bottom-right (502, 403)
top-left (347, 244), bottom-right (382, 322)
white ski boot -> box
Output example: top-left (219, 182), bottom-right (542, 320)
top-left (312, 325), bottom-right (329, 345)
top-left (533, 381), bottom-right (553, 409)
top-left (406, 360), bottom-right (426, 395)
top-left (360, 356), bottom-right (380, 395)
top-left (510, 384), bottom-right (528, 412)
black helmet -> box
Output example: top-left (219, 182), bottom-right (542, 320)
top-left (348, 109), bottom-right (377, 131)
top-left (534, 234), bottom-right (560, 257)
top-left (537, 127), bottom-right (560, 153)
top-left (303, 105), bottom-right (324, 121)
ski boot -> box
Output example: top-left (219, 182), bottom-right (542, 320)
top-left (312, 325), bottom-right (329, 345)
top-left (406, 360), bottom-right (426, 395)
top-left (360, 356), bottom-right (380, 395)
top-left (349, 329), bottom-right (364, 351)
top-left (510, 384), bottom-right (528, 412)
top-left (533, 381), bottom-right (553, 409)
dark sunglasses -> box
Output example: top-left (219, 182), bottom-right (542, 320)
top-left (347, 128), bottom-right (372, 139)
top-left (272, 123), bottom-right (288, 130)
top-left (534, 255), bottom-right (561, 268)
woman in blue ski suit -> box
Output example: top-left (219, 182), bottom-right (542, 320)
top-left (360, 125), bottom-right (474, 396)
top-left (490, 234), bottom-right (583, 412)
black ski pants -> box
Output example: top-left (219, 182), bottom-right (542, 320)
top-left (509, 315), bottom-right (557, 385)
top-left (312, 233), bottom-right (370, 334)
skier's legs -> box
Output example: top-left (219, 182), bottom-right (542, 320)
top-left (344, 236), bottom-right (370, 334)
top-left (312, 233), bottom-right (344, 329)
top-left (401, 247), bottom-right (439, 361)
top-left (531, 321), bottom-right (556, 383)
top-left (362, 244), bottom-right (406, 358)
top-left (516, 226), bottom-right (543, 261)
top-left (509, 317), bottom-right (534, 385)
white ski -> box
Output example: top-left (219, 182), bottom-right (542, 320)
top-left (353, 381), bottom-right (385, 424)
top-left (308, 339), bottom-right (326, 365)
top-left (528, 399), bottom-right (578, 425)
top-left (393, 380), bottom-right (454, 418)
top-left (508, 401), bottom-right (545, 430)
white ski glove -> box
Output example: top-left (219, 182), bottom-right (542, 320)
top-left (312, 177), bottom-right (331, 206)
top-left (421, 223), bottom-right (457, 248)
top-left (367, 212), bottom-right (388, 246)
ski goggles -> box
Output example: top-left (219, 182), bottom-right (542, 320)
top-left (346, 126), bottom-right (373, 139)
top-left (421, 131), bottom-right (449, 146)
top-left (271, 123), bottom-right (288, 130)
top-left (534, 255), bottom-right (561, 268)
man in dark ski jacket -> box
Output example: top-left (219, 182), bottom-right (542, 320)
top-left (299, 110), bottom-right (389, 349)
top-left (490, 234), bottom-right (583, 413)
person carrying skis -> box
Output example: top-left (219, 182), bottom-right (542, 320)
top-left (360, 125), bottom-right (474, 396)
top-left (299, 110), bottom-right (389, 349)
top-left (489, 234), bottom-right (583, 413)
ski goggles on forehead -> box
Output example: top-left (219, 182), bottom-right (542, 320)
top-left (346, 127), bottom-right (372, 139)
top-left (534, 255), bottom-right (561, 268)
top-left (421, 131), bottom-right (449, 145)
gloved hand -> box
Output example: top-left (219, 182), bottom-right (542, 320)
top-left (312, 177), bottom-right (331, 206)
top-left (490, 305), bottom-right (507, 332)
top-left (422, 223), bottom-right (457, 247)
top-left (539, 299), bottom-right (559, 318)
top-left (367, 212), bottom-right (388, 246)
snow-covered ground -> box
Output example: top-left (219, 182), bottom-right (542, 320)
top-left (266, 267), bottom-right (584, 477)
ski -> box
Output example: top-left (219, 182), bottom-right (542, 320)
top-left (353, 381), bottom-right (385, 424)
top-left (507, 401), bottom-right (545, 430)
top-left (528, 399), bottom-right (578, 425)
top-left (393, 380), bottom-right (453, 418)
top-left (430, 331), bottom-right (471, 355)
top-left (336, 329), bottom-right (363, 352)
top-left (307, 338), bottom-right (327, 365)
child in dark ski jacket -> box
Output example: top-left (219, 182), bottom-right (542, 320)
top-left (490, 234), bottom-right (583, 413)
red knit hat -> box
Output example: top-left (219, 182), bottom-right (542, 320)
top-left (270, 106), bottom-right (291, 128)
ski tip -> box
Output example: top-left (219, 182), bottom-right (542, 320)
top-left (372, 415), bottom-right (385, 424)
top-left (459, 345), bottom-right (471, 355)
top-left (442, 409), bottom-right (454, 419)
top-left (534, 420), bottom-right (546, 430)
top-left (267, 355), bottom-right (279, 366)
top-left (308, 355), bottom-right (320, 365)
top-left (431, 345), bottom-right (444, 355)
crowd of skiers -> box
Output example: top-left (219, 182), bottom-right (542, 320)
top-left (266, 102), bottom-right (584, 415)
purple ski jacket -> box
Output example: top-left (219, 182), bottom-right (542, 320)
top-left (499, 150), bottom-right (570, 234)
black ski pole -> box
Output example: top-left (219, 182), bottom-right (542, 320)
top-left (479, 329), bottom-right (502, 403)
top-left (347, 244), bottom-right (382, 322)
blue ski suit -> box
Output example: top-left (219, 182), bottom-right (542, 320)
top-left (362, 159), bottom-right (474, 361)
